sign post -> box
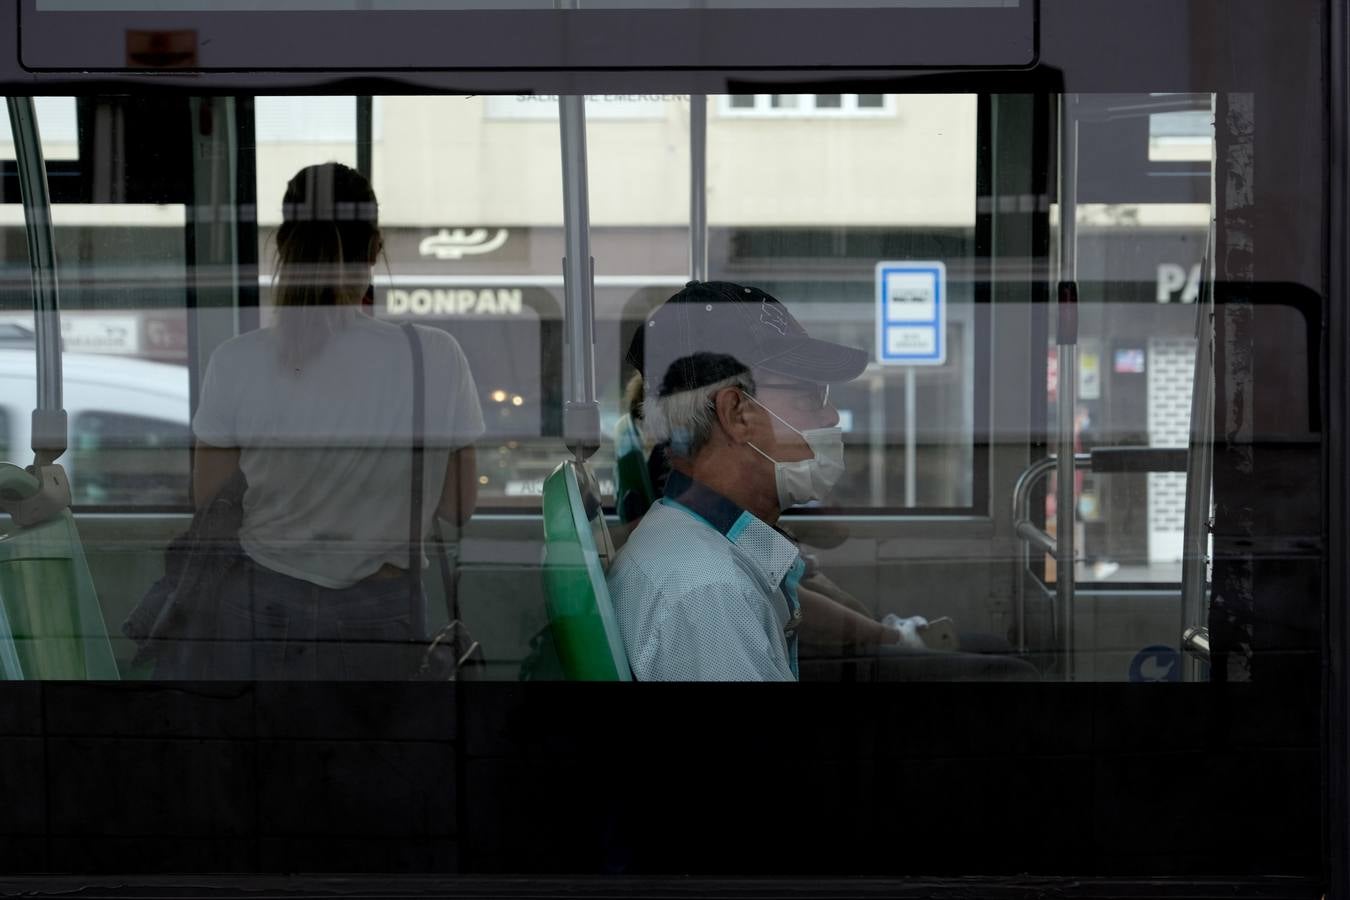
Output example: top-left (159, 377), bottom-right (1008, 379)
top-left (876, 261), bottom-right (947, 507)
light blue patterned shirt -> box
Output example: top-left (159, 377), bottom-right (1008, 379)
top-left (607, 470), bottom-right (805, 682)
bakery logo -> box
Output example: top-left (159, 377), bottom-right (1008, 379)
top-left (419, 228), bottom-right (510, 261)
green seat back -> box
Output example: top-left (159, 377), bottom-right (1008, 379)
top-left (0, 487), bottom-right (119, 679)
top-left (614, 413), bottom-right (655, 524)
top-left (541, 460), bottom-right (632, 681)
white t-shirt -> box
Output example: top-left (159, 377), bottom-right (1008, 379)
top-left (193, 316), bottom-right (486, 588)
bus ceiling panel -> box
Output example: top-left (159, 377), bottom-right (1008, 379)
top-left (0, 0), bottom-right (1323, 95)
top-left (15, 1), bottom-right (1036, 72)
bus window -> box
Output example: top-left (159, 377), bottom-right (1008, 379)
top-left (70, 410), bottom-right (191, 507)
top-left (1019, 93), bottom-right (1219, 681)
top-left (701, 93), bottom-right (980, 512)
top-left (0, 96), bottom-right (77, 161)
top-left (2, 95), bottom-right (194, 510)
top-left (1042, 95), bottom-right (1214, 591)
top-left (0, 89), bottom-right (1216, 682)
top-left (0, 85), bottom-right (1316, 690)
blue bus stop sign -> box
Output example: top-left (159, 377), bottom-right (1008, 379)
top-left (875, 260), bottom-right (946, 366)
top-left (1128, 645), bottom-right (1182, 682)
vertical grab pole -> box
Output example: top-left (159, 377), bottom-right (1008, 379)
top-left (6, 97), bottom-right (67, 469)
top-left (356, 96), bottom-right (374, 181)
top-left (559, 88), bottom-right (600, 460)
top-left (689, 94), bottom-right (709, 281)
top-left (1055, 93), bottom-right (1079, 680)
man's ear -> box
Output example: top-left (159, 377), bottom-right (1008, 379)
top-left (711, 386), bottom-right (755, 443)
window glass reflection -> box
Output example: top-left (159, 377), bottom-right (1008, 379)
top-left (0, 90), bottom-right (1249, 685)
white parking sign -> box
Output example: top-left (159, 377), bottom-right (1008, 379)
top-left (875, 261), bottom-right (946, 366)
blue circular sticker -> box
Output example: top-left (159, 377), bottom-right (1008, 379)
top-left (1129, 645), bottom-right (1181, 683)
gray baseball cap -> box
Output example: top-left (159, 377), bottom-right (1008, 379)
top-left (632, 281), bottom-right (868, 397)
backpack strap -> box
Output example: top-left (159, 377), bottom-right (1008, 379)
top-left (402, 323), bottom-right (425, 627)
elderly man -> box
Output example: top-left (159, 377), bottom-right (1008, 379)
top-left (608, 280), bottom-right (905, 681)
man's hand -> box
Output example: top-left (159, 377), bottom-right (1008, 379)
top-left (881, 613), bottom-right (929, 649)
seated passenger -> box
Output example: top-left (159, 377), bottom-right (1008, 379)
top-left (618, 333), bottom-right (926, 661)
top-left (609, 280), bottom-right (890, 681)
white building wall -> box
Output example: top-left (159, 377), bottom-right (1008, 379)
top-left (708, 94), bottom-right (978, 227)
top-left (1147, 336), bottom-right (1197, 565)
top-left (327, 94), bottom-right (979, 229)
top-left (0, 94), bottom-right (979, 247)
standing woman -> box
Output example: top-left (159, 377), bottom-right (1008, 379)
top-left (188, 162), bottom-right (484, 679)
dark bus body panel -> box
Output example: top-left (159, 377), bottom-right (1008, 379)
top-left (0, 680), bottom-right (1322, 881)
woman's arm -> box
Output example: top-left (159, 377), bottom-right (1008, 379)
top-left (192, 440), bottom-right (241, 510)
top-left (436, 446), bottom-right (478, 526)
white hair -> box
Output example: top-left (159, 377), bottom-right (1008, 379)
top-left (642, 372), bottom-right (757, 460)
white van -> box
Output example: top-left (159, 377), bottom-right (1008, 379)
top-left (0, 349), bottom-right (190, 507)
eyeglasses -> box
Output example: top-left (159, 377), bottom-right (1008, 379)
top-left (755, 381), bottom-right (831, 411)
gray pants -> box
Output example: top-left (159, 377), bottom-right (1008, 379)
top-left (194, 556), bottom-right (427, 680)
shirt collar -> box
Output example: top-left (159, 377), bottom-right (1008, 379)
top-left (662, 469), bottom-right (801, 589)
top-left (663, 469), bottom-right (743, 534)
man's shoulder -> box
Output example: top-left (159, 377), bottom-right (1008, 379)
top-left (607, 503), bottom-right (794, 682)
top-left (609, 502), bottom-right (748, 593)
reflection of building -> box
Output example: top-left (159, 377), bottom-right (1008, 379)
top-left (251, 94), bottom-right (980, 233)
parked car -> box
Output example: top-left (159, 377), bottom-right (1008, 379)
top-left (0, 347), bottom-right (190, 508)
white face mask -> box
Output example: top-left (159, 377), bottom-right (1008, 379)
top-left (743, 391), bottom-right (846, 510)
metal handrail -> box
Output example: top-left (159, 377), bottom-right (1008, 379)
top-left (1011, 448), bottom-right (1191, 656)
top-left (1014, 448), bottom-right (1193, 539)
top-left (1012, 452), bottom-right (1085, 654)
top-left (1182, 625), bottom-right (1211, 664)
top-left (559, 89), bottom-right (600, 460)
top-left (555, 0), bottom-right (599, 462)
top-left (6, 96), bottom-right (67, 467)
top-left (689, 94), bottom-right (708, 282)
top-left (1055, 92), bottom-right (1081, 679)
top-left (1011, 454), bottom-right (1072, 529)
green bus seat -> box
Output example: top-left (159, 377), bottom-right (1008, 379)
top-left (0, 463), bottom-right (119, 679)
top-left (541, 459), bottom-right (632, 681)
top-left (614, 413), bottom-right (656, 524)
